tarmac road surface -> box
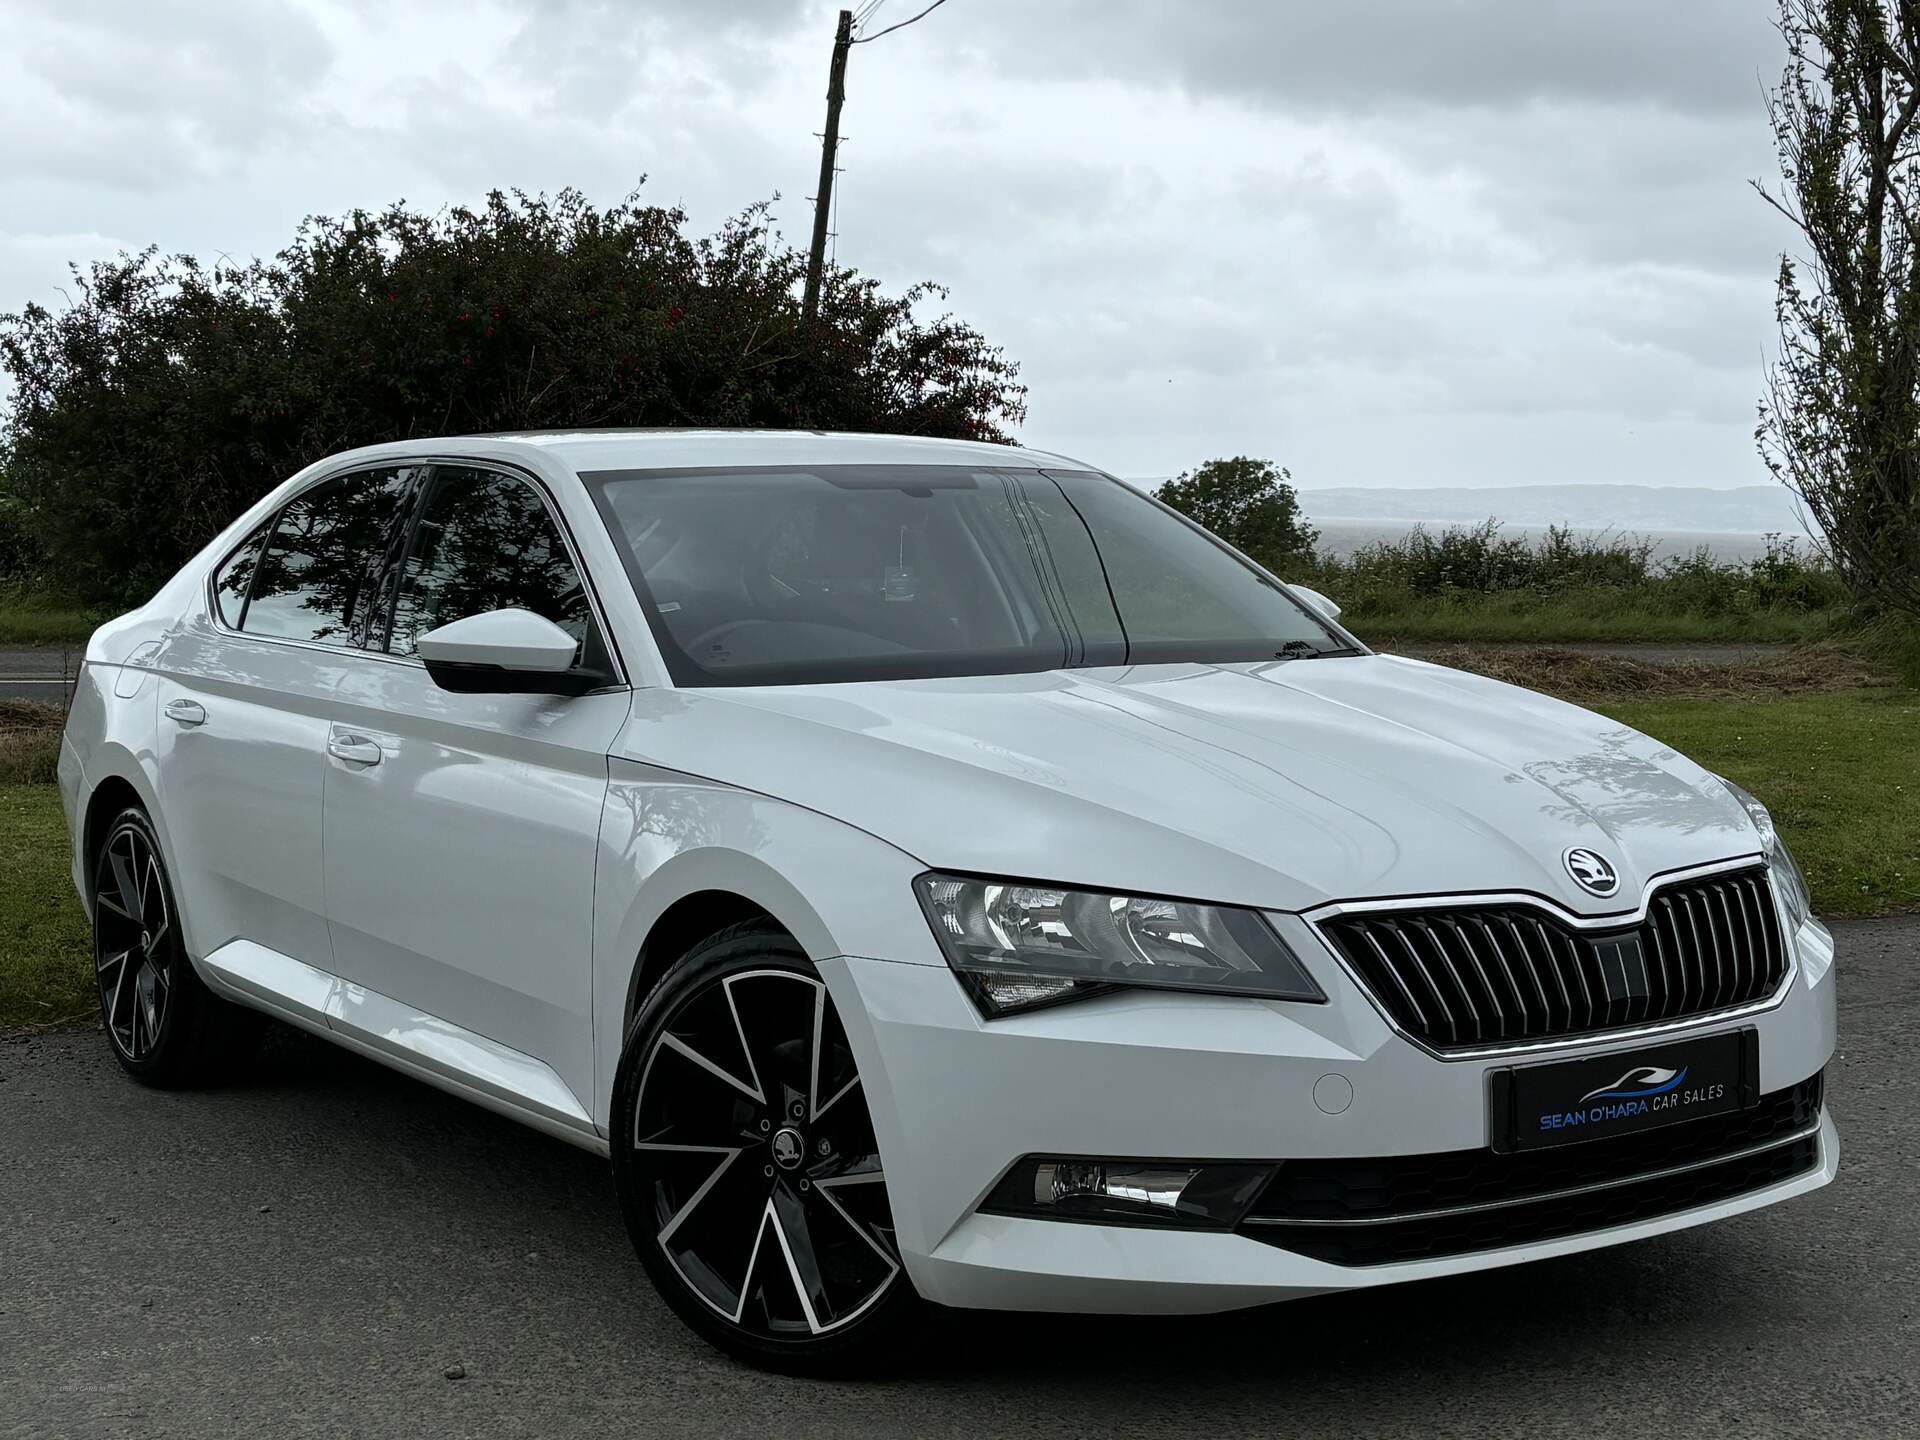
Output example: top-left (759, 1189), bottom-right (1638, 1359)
top-left (1, 918), bottom-right (1913, 1439)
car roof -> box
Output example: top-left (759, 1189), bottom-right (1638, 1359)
top-left (305, 428), bottom-right (1093, 477)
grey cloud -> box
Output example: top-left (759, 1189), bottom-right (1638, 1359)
top-left (0, 0), bottom-right (1799, 489)
top-left (3, 0), bottom-right (335, 186)
top-left (983, 0), bottom-right (1780, 120)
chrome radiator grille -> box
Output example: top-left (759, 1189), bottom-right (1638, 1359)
top-left (1319, 866), bottom-right (1788, 1051)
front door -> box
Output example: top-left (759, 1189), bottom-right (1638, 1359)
top-left (320, 463), bottom-right (629, 1115)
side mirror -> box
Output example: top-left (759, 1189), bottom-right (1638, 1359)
top-left (1289, 584), bottom-right (1342, 622)
top-left (416, 608), bottom-right (603, 696)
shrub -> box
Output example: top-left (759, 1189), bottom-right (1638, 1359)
top-left (0, 189), bottom-right (1027, 605)
top-left (1157, 458), bottom-right (1317, 570)
top-left (1296, 522), bottom-right (1847, 622)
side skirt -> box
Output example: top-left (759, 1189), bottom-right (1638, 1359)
top-left (198, 939), bottom-right (609, 1157)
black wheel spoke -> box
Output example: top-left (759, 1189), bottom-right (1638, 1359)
top-left (658, 1034), bottom-right (762, 1105)
top-left (92, 820), bottom-right (175, 1066)
top-left (768, 1184), bottom-right (834, 1331)
top-left (106, 951), bottom-right (133, 1032)
top-left (140, 854), bottom-right (165, 929)
top-left (632, 966), bottom-right (896, 1341)
top-left (798, 1177), bottom-right (899, 1323)
top-left (106, 843), bottom-right (142, 924)
top-left (96, 888), bottom-right (137, 922)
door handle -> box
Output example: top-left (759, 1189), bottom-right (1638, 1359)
top-left (327, 733), bottom-right (383, 766)
top-left (164, 699), bottom-right (207, 728)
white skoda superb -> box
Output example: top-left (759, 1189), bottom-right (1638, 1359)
top-left (58, 430), bottom-right (1837, 1370)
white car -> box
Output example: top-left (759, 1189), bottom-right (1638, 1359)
top-left (58, 430), bottom-right (1838, 1370)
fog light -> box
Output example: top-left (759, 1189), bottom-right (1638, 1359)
top-left (983, 1157), bottom-right (1275, 1228)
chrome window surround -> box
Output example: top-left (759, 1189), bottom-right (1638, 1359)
top-left (201, 455), bottom-right (629, 691)
top-left (1303, 853), bottom-right (1799, 1061)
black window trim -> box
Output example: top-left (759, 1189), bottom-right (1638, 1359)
top-left (203, 454), bottom-right (629, 690)
top-left (210, 518), bottom-right (271, 631)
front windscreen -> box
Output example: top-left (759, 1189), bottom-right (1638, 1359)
top-left (582, 464), bottom-right (1356, 687)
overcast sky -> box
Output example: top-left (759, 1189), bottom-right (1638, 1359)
top-left (1, 0), bottom-right (1796, 491)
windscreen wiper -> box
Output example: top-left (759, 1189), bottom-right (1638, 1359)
top-left (1271, 639), bottom-right (1360, 661)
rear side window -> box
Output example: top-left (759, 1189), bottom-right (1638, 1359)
top-left (387, 466), bottom-right (599, 666)
top-left (211, 523), bottom-right (268, 627)
top-left (243, 467), bottom-right (419, 646)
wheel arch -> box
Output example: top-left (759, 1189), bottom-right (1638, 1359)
top-left (76, 746), bottom-right (168, 909)
top-left (592, 770), bottom-right (941, 1137)
top-left (624, 888), bottom-right (782, 1028)
top-left (614, 847), bottom-right (842, 1028)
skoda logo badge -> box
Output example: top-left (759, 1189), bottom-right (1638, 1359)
top-left (1564, 847), bottom-right (1620, 897)
top-left (771, 1126), bottom-right (805, 1170)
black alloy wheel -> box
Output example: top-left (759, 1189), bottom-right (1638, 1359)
top-left (611, 922), bottom-right (918, 1371)
top-left (94, 812), bottom-right (177, 1063)
top-left (90, 806), bottom-right (260, 1084)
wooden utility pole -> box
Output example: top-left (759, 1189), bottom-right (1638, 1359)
top-left (803, 8), bottom-right (854, 321)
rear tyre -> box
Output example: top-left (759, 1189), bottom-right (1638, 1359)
top-left (610, 921), bottom-right (921, 1373)
top-left (91, 806), bottom-right (262, 1086)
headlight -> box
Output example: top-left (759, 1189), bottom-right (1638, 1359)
top-left (914, 873), bottom-right (1326, 1018)
top-left (1716, 776), bottom-right (1813, 932)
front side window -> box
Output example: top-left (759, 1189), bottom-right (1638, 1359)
top-left (584, 465), bottom-right (1353, 687)
top-left (243, 468), bottom-right (419, 645)
top-left (387, 466), bottom-right (599, 666)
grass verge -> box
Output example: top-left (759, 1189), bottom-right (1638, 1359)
top-left (0, 785), bottom-right (92, 1030)
top-left (1597, 689), bottom-right (1918, 918)
top-left (1, 701), bottom-right (65, 785)
top-left (1410, 641), bottom-right (1893, 704)
top-left (0, 592), bottom-right (99, 648)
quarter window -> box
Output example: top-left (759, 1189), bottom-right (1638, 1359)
top-left (211, 522), bottom-right (268, 628)
top-left (387, 466), bottom-right (598, 667)
top-left (243, 468), bottom-right (419, 645)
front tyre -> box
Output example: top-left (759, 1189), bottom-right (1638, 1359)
top-left (91, 806), bottom-right (261, 1086)
top-left (610, 922), bottom-right (919, 1373)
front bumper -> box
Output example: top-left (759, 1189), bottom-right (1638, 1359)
top-left (820, 914), bottom-right (1838, 1314)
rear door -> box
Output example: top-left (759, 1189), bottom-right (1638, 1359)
top-left (152, 465), bottom-right (422, 969)
top-left (320, 462), bottom-right (629, 1113)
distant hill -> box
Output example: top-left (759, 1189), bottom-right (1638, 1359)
top-left (1290, 484), bottom-right (1810, 537)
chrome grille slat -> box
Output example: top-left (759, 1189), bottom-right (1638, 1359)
top-left (1385, 920), bottom-right (1455, 1045)
top-left (1714, 883), bottom-right (1742, 1010)
top-left (1414, 918), bottom-right (1479, 1045)
top-left (1445, 917), bottom-right (1507, 1041)
top-left (1526, 918), bottom-right (1575, 1028)
top-left (1647, 902), bottom-right (1677, 1023)
top-left (1730, 879), bottom-right (1759, 1002)
top-left (1499, 915), bottom-right (1555, 1025)
top-left (1323, 866), bottom-right (1786, 1052)
top-left (1359, 924), bottom-right (1430, 1035)
top-left (1685, 887), bottom-right (1710, 1010)
top-left (1476, 917), bottom-right (1531, 1033)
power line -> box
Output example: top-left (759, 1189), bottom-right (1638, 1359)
top-left (851, 0), bottom-right (947, 44)
top-left (852, 0), bottom-right (888, 33)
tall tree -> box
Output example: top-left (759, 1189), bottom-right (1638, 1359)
top-left (1157, 457), bottom-right (1318, 570)
top-left (0, 189), bottom-right (1026, 602)
top-left (1758, 0), bottom-right (1920, 619)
